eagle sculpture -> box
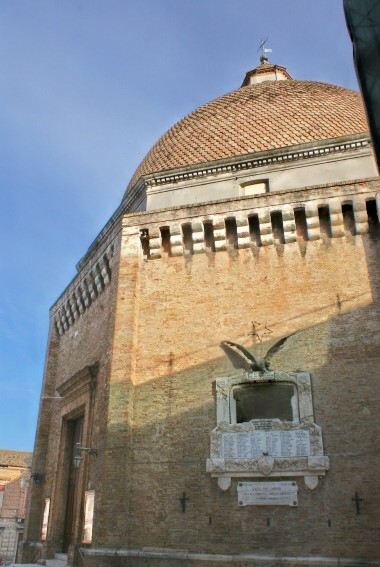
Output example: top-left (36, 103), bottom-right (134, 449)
top-left (220, 333), bottom-right (295, 373)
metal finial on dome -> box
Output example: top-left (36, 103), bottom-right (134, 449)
top-left (258, 37), bottom-right (272, 63)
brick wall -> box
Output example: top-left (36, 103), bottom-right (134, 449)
top-left (0, 477), bottom-right (29, 563)
top-left (115, 182), bottom-right (379, 561)
top-left (21, 180), bottom-right (380, 565)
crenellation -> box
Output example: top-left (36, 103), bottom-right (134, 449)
top-left (353, 197), bottom-right (370, 234)
top-left (235, 213), bottom-right (250, 249)
top-left (52, 248), bottom-right (114, 336)
top-left (74, 289), bottom-right (86, 315)
top-left (64, 301), bottom-right (74, 326)
top-left (87, 273), bottom-right (98, 301)
top-left (69, 296), bottom-right (80, 321)
top-left (81, 280), bottom-right (92, 308)
top-left (60, 307), bottom-right (69, 332)
top-left (213, 218), bottom-right (227, 251)
top-left (258, 210), bottom-right (274, 246)
top-left (169, 223), bottom-right (184, 257)
top-left (305, 204), bottom-right (321, 240)
top-left (100, 257), bottom-right (111, 285)
top-left (135, 190), bottom-right (378, 260)
top-left (54, 315), bottom-right (64, 336)
top-left (282, 205), bottom-right (297, 244)
top-left (148, 227), bottom-right (162, 260)
top-left (329, 199), bottom-right (345, 237)
top-left (94, 265), bottom-right (104, 294)
top-left (191, 220), bottom-right (205, 253)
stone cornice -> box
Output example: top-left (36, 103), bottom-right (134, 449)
top-left (136, 133), bottom-right (371, 190)
top-left (56, 363), bottom-right (98, 400)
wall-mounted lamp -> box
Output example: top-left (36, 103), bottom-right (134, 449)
top-left (20, 476), bottom-right (29, 489)
top-left (19, 467), bottom-right (31, 489)
top-left (30, 473), bottom-right (45, 484)
top-left (74, 442), bottom-right (97, 469)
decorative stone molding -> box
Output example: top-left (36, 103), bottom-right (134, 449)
top-left (53, 245), bottom-right (114, 336)
top-left (141, 139), bottom-right (370, 190)
top-left (139, 192), bottom-right (378, 260)
top-left (56, 363), bottom-right (98, 406)
top-left (206, 372), bottom-right (329, 491)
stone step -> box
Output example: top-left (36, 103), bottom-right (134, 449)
top-left (45, 555), bottom-right (68, 567)
top-left (10, 553), bottom-right (68, 567)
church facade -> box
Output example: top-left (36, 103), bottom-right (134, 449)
top-left (20, 61), bottom-right (380, 566)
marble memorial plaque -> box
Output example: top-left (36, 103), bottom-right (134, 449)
top-left (237, 481), bottom-right (298, 506)
top-left (222, 430), bottom-right (310, 459)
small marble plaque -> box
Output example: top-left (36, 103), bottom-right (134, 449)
top-left (237, 481), bottom-right (298, 506)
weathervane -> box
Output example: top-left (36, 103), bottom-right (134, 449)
top-left (258, 37), bottom-right (272, 63)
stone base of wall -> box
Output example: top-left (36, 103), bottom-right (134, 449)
top-left (81, 548), bottom-right (380, 567)
top-left (17, 540), bottom-right (43, 564)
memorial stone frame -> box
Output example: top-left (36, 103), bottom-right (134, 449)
top-left (206, 371), bottom-right (329, 491)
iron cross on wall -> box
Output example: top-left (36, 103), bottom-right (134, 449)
top-left (352, 491), bottom-right (364, 515)
top-left (179, 492), bottom-right (189, 513)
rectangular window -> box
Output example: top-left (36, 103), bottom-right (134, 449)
top-left (241, 179), bottom-right (269, 196)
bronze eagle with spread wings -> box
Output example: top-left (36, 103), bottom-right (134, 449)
top-left (220, 333), bottom-right (295, 372)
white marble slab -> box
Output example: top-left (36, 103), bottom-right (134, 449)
top-left (237, 481), bottom-right (298, 506)
top-left (222, 430), bottom-right (310, 459)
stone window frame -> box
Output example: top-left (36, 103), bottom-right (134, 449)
top-left (229, 380), bottom-right (299, 424)
top-left (206, 371), bottom-right (329, 491)
top-left (216, 372), bottom-right (313, 425)
top-left (239, 178), bottom-right (269, 197)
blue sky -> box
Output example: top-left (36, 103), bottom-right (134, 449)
top-left (0, 0), bottom-right (358, 451)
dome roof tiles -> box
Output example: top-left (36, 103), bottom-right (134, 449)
top-left (126, 79), bottom-right (368, 193)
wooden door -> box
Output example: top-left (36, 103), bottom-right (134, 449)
top-left (62, 417), bottom-right (83, 551)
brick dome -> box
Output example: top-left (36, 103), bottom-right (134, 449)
top-left (127, 79), bottom-right (368, 191)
